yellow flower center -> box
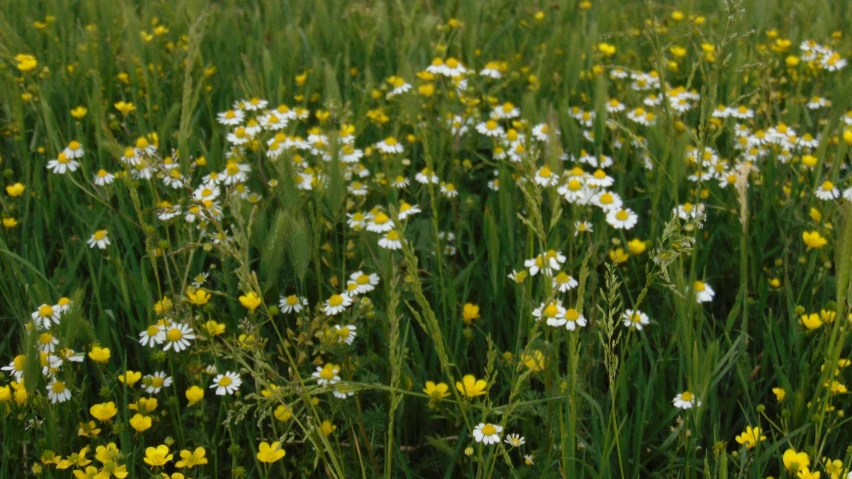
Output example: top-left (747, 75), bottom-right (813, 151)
top-left (384, 137), bottom-right (398, 146)
top-left (681, 391), bottom-right (694, 401)
top-left (565, 309), bottom-right (580, 321)
top-left (39, 333), bottom-right (53, 344)
top-left (356, 274), bottom-right (370, 285)
top-left (329, 295), bottom-right (344, 307)
top-left (13, 355), bottom-right (26, 370)
top-left (481, 424), bottom-right (497, 435)
top-left (599, 193), bottom-right (613, 204)
top-left (593, 170), bottom-right (606, 179)
top-left (320, 367), bottom-right (335, 380)
top-left (446, 58), bottom-right (459, 69)
top-left (167, 328), bottom-right (183, 342)
top-left (68, 141), bottom-right (81, 150)
top-left (147, 325), bottom-right (160, 336)
top-left (218, 376), bottom-right (233, 387)
top-left (235, 127), bottom-right (246, 139)
top-left (694, 281), bottom-right (706, 292)
top-left (543, 304), bottom-right (558, 318)
top-left (151, 377), bottom-right (164, 388)
top-left (286, 295), bottom-right (299, 305)
top-left (539, 166), bottom-right (552, 178)
top-left (386, 230), bottom-right (400, 240)
top-left (373, 212), bottom-right (389, 224)
top-left (822, 181), bottom-right (835, 191)
top-left (485, 120), bottom-right (498, 131)
top-left (615, 211), bottom-right (629, 221)
top-left (39, 304), bottom-right (54, 318)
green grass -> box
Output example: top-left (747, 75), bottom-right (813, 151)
top-left (2, 0), bottom-right (852, 478)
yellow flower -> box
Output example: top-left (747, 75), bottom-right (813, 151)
top-left (176, 447), bottom-right (208, 469)
top-left (423, 381), bottom-right (450, 400)
top-left (321, 420), bottom-right (337, 436)
top-left (89, 402), bottom-right (118, 422)
top-left (796, 468), bottom-right (820, 479)
top-left (609, 248), bottom-right (629, 264)
top-left (119, 370), bottom-right (142, 387)
top-left (772, 387), bottom-right (786, 401)
top-left (239, 292), bottom-right (262, 312)
top-left (734, 425), bottom-right (766, 449)
top-left (274, 404), bottom-right (293, 422)
top-left (70, 106), bottom-right (88, 119)
top-left (185, 287), bottom-right (211, 306)
top-left (204, 320), bottom-right (225, 336)
top-left (15, 54), bottom-right (38, 72)
top-left (462, 303), bottom-right (480, 324)
top-left (88, 346), bottom-right (111, 363)
top-left (783, 448), bottom-right (810, 472)
top-left (56, 446), bottom-right (91, 469)
top-left (6, 183), bottom-right (25, 197)
top-left (129, 413), bottom-right (152, 433)
top-left (256, 441), bottom-right (286, 463)
top-left (114, 101), bottom-right (136, 116)
top-left (455, 374), bottom-right (487, 398)
top-left (3, 217), bottom-right (18, 229)
top-left (521, 350), bottom-right (546, 372)
top-left (626, 239), bottom-right (646, 255)
top-left (598, 42), bottom-right (616, 56)
top-left (186, 386), bottom-right (204, 406)
top-left (78, 421), bottom-right (101, 437)
top-left (143, 445), bottom-right (173, 467)
top-left (801, 313), bottom-right (824, 331)
top-left (802, 231), bottom-right (827, 250)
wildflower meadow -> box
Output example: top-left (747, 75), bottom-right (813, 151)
top-left (3, 0), bottom-right (852, 477)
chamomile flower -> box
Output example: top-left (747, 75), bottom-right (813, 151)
top-left (553, 272), bottom-right (579, 292)
top-left (333, 384), bottom-right (355, 399)
top-left (139, 324), bottom-right (166, 348)
top-left (386, 76), bottom-right (412, 98)
top-left (217, 109), bottom-right (245, 125)
top-left (379, 230), bottom-right (403, 250)
top-left (398, 202), bottom-right (421, 220)
top-left (476, 120), bottom-right (505, 137)
top-left (143, 372), bottom-right (173, 395)
top-left (1, 355), bottom-right (26, 380)
top-left (87, 230), bottom-right (111, 249)
top-left (32, 304), bottom-right (60, 328)
top-left (242, 97), bottom-right (268, 111)
top-left (347, 211), bottom-right (369, 230)
top-left (415, 167), bottom-right (440, 184)
top-left (524, 250), bottom-right (566, 276)
top-left (440, 183), bottom-right (459, 197)
top-left (366, 212), bottom-right (395, 233)
top-left (692, 281), bottom-right (715, 303)
top-left (312, 363), bottom-right (340, 386)
top-left (533, 301), bottom-right (566, 327)
top-left (63, 141), bottom-right (85, 159)
top-left (492, 102), bottom-right (520, 119)
top-left (162, 323), bottom-right (196, 353)
top-left (376, 137), bottom-right (404, 154)
top-left (279, 295), bottom-right (308, 314)
top-left (574, 220), bottom-right (593, 236)
top-left (441, 57), bottom-right (466, 77)
top-left (622, 309), bottom-right (650, 330)
top-left (480, 61), bottom-right (503, 78)
top-left (673, 391), bottom-right (701, 409)
top-left (473, 423), bottom-right (503, 445)
top-left (348, 271), bottom-right (380, 294)
top-left (504, 434), bottom-right (525, 447)
top-left (211, 372), bottom-right (241, 396)
top-left (38, 332), bottom-right (59, 353)
top-left (93, 170), bottom-right (115, 186)
top-left (534, 166), bottom-right (559, 186)
top-left (334, 324), bottom-right (357, 344)
top-left (47, 379), bottom-right (72, 403)
top-left (816, 180), bottom-right (840, 200)
top-left (47, 152), bottom-right (81, 174)
top-left (563, 308), bottom-right (587, 331)
top-left (606, 208), bottom-right (638, 230)
top-left (323, 294), bottom-right (352, 316)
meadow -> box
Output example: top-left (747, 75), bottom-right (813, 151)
top-left (2, 0), bottom-right (852, 477)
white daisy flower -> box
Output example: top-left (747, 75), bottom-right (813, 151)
top-left (348, 271), bottom-right (380, 294)
top-left (312, 364), bottom-right (340, 386)
top-left (334, 324), bottom-right (357, 345)
top-left (473, 423), bottom-right (503, 445)
top-left (533, 301), bottom-right (566, 327)
top-left (672, 391), bottom-right (701, 409)
top-left (553, 272), bottom-right (579, 292)
top-left (476, 120), bottom-right (505, 138)
top-left (816, 181), bottom-right (840, 200)
top-left (366, 212), bottom-right (395, 233)
top-left (323, 294), bottom-right (352, 316)
top-left (93, 169), bottom-right (115, 186)
top-left (143, 371), bottom-right (173, 395)
top-left (211, 371), bottom-right (242, 396)
top-left (279, 295), bottom-right (308, 314)
top-left (504, 434), bottom-right (525, 447)
top-left (47, 379), bottom-right (72, 403)
top-left (162, 323), bottom-right (196, 353)
top-left (217, 109), bottom-right (245, 125)
top-left (606, 208), bottom-right (638, 230)
top-left (622, 309), bottom-right (650, 330)
top-left (378, 230), bottom-right (403, 250)
top-left (139, 324), bottom-right (166, 348)
top-left (398, 202), bottom-right (421, 220)
top-left (87, 230), bottom-right (111, 249)
top-left (563, 308), bottom-right (587, 331)
top-left (375, 137), bottom-right (404, 154)
top-left (31, 304), bottom-right (60, 328)
top-left (415, 168), bottom-right (439, 184)
top-left (63, 141), bottom-right (85, 159)
top-left (37, 332), bottom-right (59, 353)
top-left (692, 281), bottom-right (715, 303)
top-left (47, 152), bottom-right (81, 175)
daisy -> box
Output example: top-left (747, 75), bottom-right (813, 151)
top-left (312, 364), bottom-right (340, 386)
top-left (415, 167), bottom-right (440, 184)
top-left (534, 166), bottom-right (559, 187)
top-left (524, 250), bottom-right (566, 276)
top-left (333, 385), bottom-right (355, 399)
top-left (334, 324), bottom-right (357, 345)
top-left (492, 102), bottom-right (520, 119)
top-left (441, 58), bottom-right (466, 77)
top-left (348, 181), bottom-right (368, 196)
top-left (279, 295), bottom-right (308, 314)
top-left (504, 434), bottom-right (525, 447)
top-left (347, 211), bottom-right (369, 230)
top-left (586, 169), bottom-right (614, 188)
top-left (47, 152), bottom-right (81, 174)
top-left (120, 147), bottom-right (141, 166)
top-left (93, 169), bottom-right (115, 186)
top-left (693, 281), bottom-right (715, 303)
top-left (386, 76), bottom-right (412, 98)
top-left (323, 294), bottom-right (352, 316)
top-left (211, 371), bottom-right (242, 396)
top-left (476, 120), bottom-right (505, 138)
top-left (593, 190), bottom-right (623, 211)
top-left (54, 297), bottom-right (73, 315)
top-left (242, 97), bottom-right (268, 111)
top-left (473, 423), bottom-right (503, 445)
top-left (391, 175), bottom-right (410, 189)
top-left (366, 212), bottom-right (395, 233)
top-left (163, 323), bottom-right (196, 353)
top-left (259, 112), bottom-right (287, 130)
top-left (31, 304), bottom-right (60, 328)
top-left (440, 183), bottom-right (459, 198)
top-left (63, 141), bottom-right (85, 159)
top-left (563, 308), bottom-right (587, 331)
top-left (143, 372), bottom-right (173, 395)
top-left (574, 221), bottom-right (593, 236)
top-left (622, 309), bottom-right (650, 330)
top-left (139, 324), bottom-right (165, 348)
top-left (191, 272), bottom-right (209, 288)
top-left (606, 208), bottom-right (638, 230)
top-left (162, 169), bottom-right (187, 189)
top-left (532, 301), bottom-right (566, 327)
top-left (672, 391), bottom-right (701, 409)
top-left (426, 57), bottom-right (446, 75)
top-left (348, 271), bottom-right (380, 294)
top-left (217, 109), bottom-right (245, 126)
top-left (479, 61), bottom-right (502, 78)
top-left (87, 230), bottom-right (111, 249)
top-left (341, 145), bottom-right (364, 163)
top-left (816, 181), bottom-right (840, 200)
top-left (47, 379), bottom-right (72, 403)
top-left (38, 332), bottom-right (59, 353)
top-left (398, 202), bottom-right (421, 220)
top-left (1, 355), bottom-right (26, 380)
top-left (222, 161), bottom-right (250, 185)
top-left (553, 272), bottom-right (579, 292)
top-left (378, 230), bottom-right (403, 250)
top-left (531, 123), bottom-right (554, 142)
top-left (375, 137), bottom-right (404, 154)
top-left (227, 127), bottom-right (252, 145)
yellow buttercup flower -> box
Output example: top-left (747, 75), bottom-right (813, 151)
top-left (239, 291), bottom-right (262, 312)
top-left (70, 106), bottom-right (88, 119)
top-left (456, 374), bottom-right (487, 398)
top-left (802, 231), bottom-right (827, 250)
top-left (423, 381), bottom-right (450, 400)
top-left (185, 287), bottom-right (211, 306)
top-left (462, 303), bottom-right (480, 324)
top-left (144, 444), bottom-right (173, 467)
top-left (256, 441), bottom-right (286, 463)
top-left (800, 313), bottom-right (823, 331)
top-left (6, 183), bottom-right (25, 197)
top-left (89, 402), bottom-right (118, 422)
top-left (88, 346), bottom-right (111, 363)
top-left (176, 447), bottom-right (208, 468)
top-left (15, 54), bottom-right (38, 72)
top-left (186, 386), bottom-right (204, 406)
top-left (734, 425), bottom-right (766, 449)
top-left (783, 448), bottom-right (810, 472)
top-left (129, 413), bottom-right (152, 433)
top-left (114, 101), bottom-right (136, 116)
